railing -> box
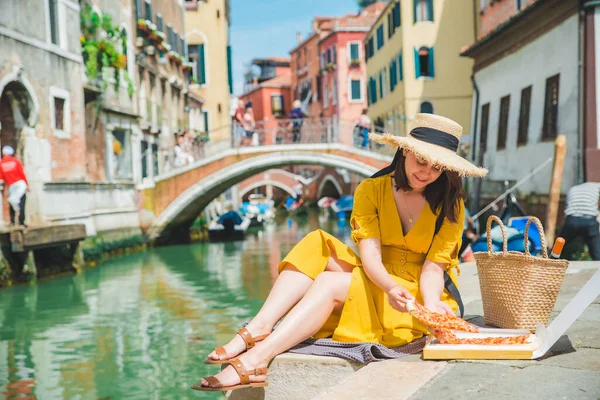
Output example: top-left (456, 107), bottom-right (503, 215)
top-left (155, 117), bottom-right (396, 177)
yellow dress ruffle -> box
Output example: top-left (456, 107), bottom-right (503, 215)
top-left (278, 174), bottom-right (465, 347)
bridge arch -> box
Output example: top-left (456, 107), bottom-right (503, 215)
top-left (148, 151), bottom-right (379, 243)
top-left (316, 174), bottom-right (344, 199)
top-left (239, 179), bottom-right (296, 199)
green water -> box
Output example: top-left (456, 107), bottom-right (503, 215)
top-left (0, 211), bottom-right (354, 400)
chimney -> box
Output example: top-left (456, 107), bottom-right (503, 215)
top-left (297, 32), bottom-right (302, 44)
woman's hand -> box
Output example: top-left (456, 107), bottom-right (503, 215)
top-left (423, 300), bottom-right (454, 315)
top-left (386, 285), bottom-right (414, 313)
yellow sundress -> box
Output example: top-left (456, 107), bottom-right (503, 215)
top-left (277, 174), bottom-right (465, 347)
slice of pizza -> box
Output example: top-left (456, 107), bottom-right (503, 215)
top-left (407, 301), bottom-right (479, 333)
top-left (432, 328), bottom-right (531, 345)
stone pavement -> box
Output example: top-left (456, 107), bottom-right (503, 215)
top-left (226, 261), bottom-right (600, 399)
top-left (318, 261), bottom-right (600, 400)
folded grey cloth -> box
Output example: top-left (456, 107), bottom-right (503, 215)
top-left (287, 337), bottom-right (427, 364)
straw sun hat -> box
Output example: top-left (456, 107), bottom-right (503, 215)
top-left (369, 113), bottom-right (488, 178)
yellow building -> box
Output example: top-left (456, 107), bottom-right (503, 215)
top-left (365, 0), bottom-right (475, 139)
top-left (185, 0), bottom-right (233, 143)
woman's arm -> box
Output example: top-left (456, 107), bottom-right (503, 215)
top-left (359, 237), bottom-right (413, 312)
top-left (420, 260), bottom-right (453, 314)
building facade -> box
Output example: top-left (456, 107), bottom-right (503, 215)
top-left (240, 58), bottom-right (291, 145)
top-left (185, 0), bottom-right (233, 145)
top-left (365, 0), bottom-right (475, 140)
top-left (461, 0), bottom-right (587, 213)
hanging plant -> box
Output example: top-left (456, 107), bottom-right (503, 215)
top-left (80, 4), bottom-right (134, 97)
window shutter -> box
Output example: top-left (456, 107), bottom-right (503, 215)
top-left (413, 0), bottom-right (418, 23)
top-left (414, 48), bottom-right (421, 78)
top-left (428, 46), bottom-right (435, 78)
top-left (398, 53), bottom-right (403, 81)
top-left (394, 2), bottom-right (401, 27)
top-left (227, 45), bottom-right (233, 94)
top-left (198, 44), bottom-right (206, 84)
top-left (388, 13), bottom-right (393, 38)
top-left (427, 0), bottom-right (434, 22)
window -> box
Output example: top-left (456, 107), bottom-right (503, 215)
top-left (320, 51), bottom-right (326, 69)
top-left (271, 94), bottom-right (284, 117)
top-left (54, 98), bottom-right (65, 130)
top-left (332, 79), bottom-right (338, 105)
top-left (180, 37), bottom-right (186, 58)
top-left (420, 101), bottom-right (434, 114)
top-left (366, 37), bottom-right (374, 60)
top-left (167, 25), bottom-right (173, 47)
top-left (369, 76), bottom-right (378, 104)
top-left (141, 140), bottom-right (149, 179)
top-left (480, 103), bottom-right (490, 156)
top-left (112, 129), bottom-right (133, 180)
top-left (414, 0), bottom-right (433, 22)
top-left (388, 13), bottom-right (393, 39)
top-left (376, 25), bottom-right (384, 50)
top-left (324, 82), bottom-right (329, 108)
top-left (398, 52), bottom-right (403, 81)
top-left (48, 0), bottom-right (59, 45)
top-left (151, 143), bottom-right (159, 177)
top-left (379, 70), bottom-right (384, 99)
top-left (326, 48), bottom-right (332, 64)
top-left (517, 86), bottom-right (532, 146)
top-left (516, 0), bottom-right (523, 10)
top-left (203, 111), bottom-right (209, 133)
top-left (379, 68), bottom-right (387, 99)
top-left (542, 74), bottom-right (560, 141)
top-left (389, 59), bottom-right (397, 92)
top-left (188, 44), bottom-right (206, 84)
top-left (414, 46), bottom-right (434, 78)
top-left (497, 95), bottom-right (510, 150)
top-left (144, 0), bottom-right (152, 21)
top-left (156, 13), bottom-right (163, 32)
top-left (349, 78), bottom-right (362, 101)
top-left (50, 87), bottom-right (70, 138)
top-left (227, 45), bottom-right (233, 94)
top-left (349, 42), bottom-right (360, 64)
top-left (333, 45), bottom-right (337, 64)
top-left (134, 0), bottom-right (143, 21)
top-left (393, 2), bottom-right (401, 29)
top-left (173, 30), bottom-right (179, 53)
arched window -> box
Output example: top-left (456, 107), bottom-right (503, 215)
top-left (420, 101), bottom-right (434, 114)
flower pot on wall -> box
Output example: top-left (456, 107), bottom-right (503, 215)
top-left (146, 45), bottom-right (155, 56)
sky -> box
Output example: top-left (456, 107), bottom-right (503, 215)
top-left (230, 0), bottom-right (361, 95)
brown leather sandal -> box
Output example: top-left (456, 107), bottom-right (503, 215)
top-left (204, 327), bottom-right (270, 364)
top-left (191, 358), bottom-right (268, 392)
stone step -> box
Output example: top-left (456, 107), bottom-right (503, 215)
top-left (312, 358), bottom-right (448, 400)
top-left (225, 353), bottom-right (362, 400)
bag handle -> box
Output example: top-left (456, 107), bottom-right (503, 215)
top-left (524, 216), bottom-right (548, 258)
top-left (486, 215), bottom-right (508, 254)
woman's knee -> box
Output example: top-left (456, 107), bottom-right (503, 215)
top-left (313, 272), bottom-right (351, 302)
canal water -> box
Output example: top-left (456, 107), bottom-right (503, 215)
top-left (0, 210), bottom-right (355, 400)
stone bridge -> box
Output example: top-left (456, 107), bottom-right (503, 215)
top-left (238, 167), bottom-right (352, 201)
top-left (142, 143), bottom-right (392, 244)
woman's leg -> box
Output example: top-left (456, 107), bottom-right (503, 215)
top-left (202, 271), bottom-right (352, 387)
top-left (207, 244), bottom-right (355, 361)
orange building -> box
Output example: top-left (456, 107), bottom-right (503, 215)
top-left (239, 58), bottom-right (292, 144)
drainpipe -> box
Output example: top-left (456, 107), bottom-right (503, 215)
top-left (578, 0), bottom-right (586, 183)
top-left (471, 74), bottom-right (481, 214)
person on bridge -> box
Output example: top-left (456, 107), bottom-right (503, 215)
top-left (358, 108), bottom-right (372, 148)
top-left (289, 100), bottom-right (305, 143)
top-left (0, 146), bottom-right (29, 228)
top-left (194, 114), bottom-right (488, 393)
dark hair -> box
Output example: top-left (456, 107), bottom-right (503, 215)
top-left (393, 152), bottom-right (465, 223)
top-left (362, 108), bottom-right (368, 114)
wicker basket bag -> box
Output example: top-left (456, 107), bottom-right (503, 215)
top-left (473, 216), bottom-right (569, 332)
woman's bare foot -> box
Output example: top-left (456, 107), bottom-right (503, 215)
top-left (207, 320), bottom-right (271, 362)
top-left (200, 351), bottom-right (269, 388)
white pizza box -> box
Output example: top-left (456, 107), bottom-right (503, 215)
top-left (423, 269), bottom-right (600, 360)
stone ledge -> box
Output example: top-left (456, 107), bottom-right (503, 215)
top-left (312, 359), bottom-right (448, 400)
top-left (225, 353), bottom-right (363, 400)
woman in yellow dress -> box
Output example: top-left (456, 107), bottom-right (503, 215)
top-left (193, 114), bottom-right (488, 392)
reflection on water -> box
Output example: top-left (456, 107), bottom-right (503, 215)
top-left (0, 210), bottom-right (354, 399)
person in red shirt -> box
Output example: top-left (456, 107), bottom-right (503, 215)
top-left (0, 146), bottom-right (28, 227)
